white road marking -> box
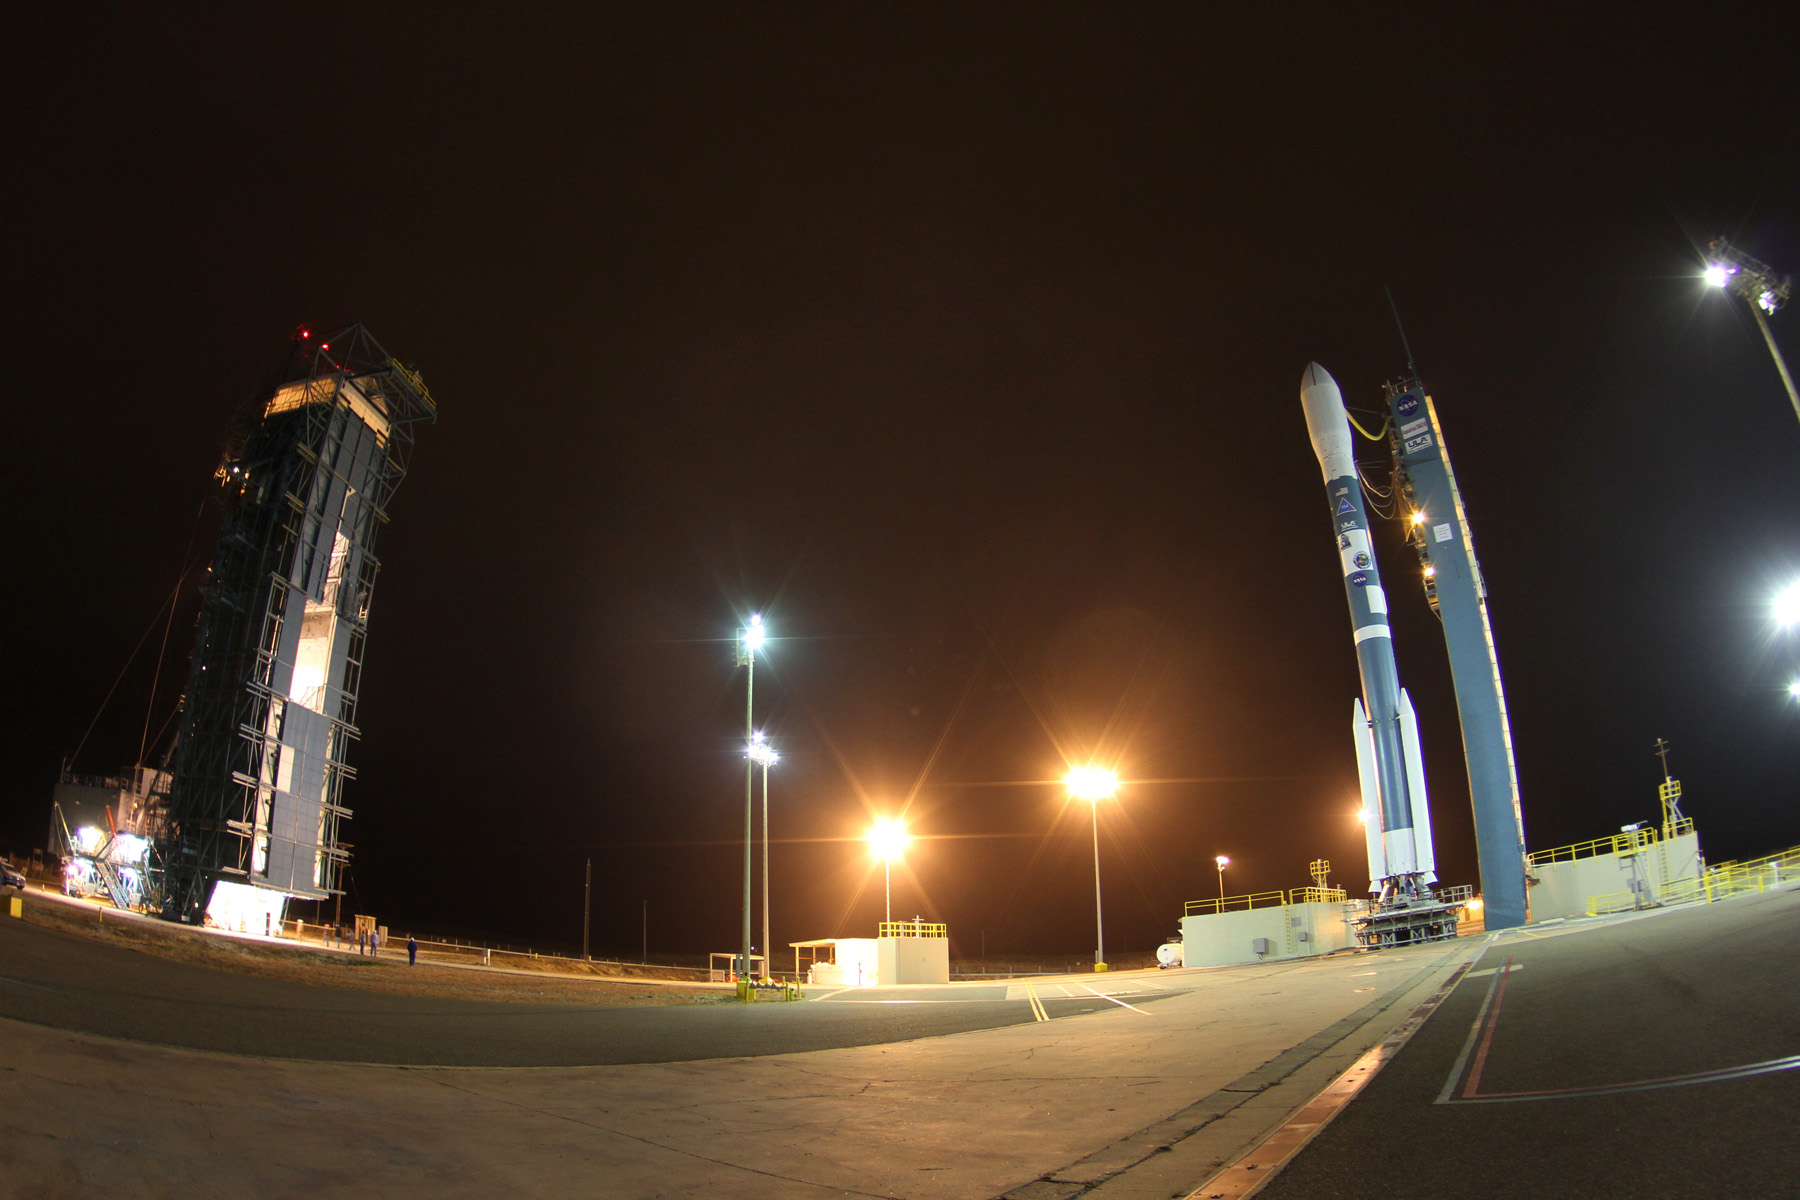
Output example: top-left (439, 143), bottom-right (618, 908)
top-left (1078, 983), bottom-right (1149, 1013)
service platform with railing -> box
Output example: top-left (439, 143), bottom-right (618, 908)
top-left (1585, 842), bottom-right (1798, 916)
top-left (1183, 886), bottom-right (1348, 918)
top-left (1527, 818), bottom-right (1695, 868)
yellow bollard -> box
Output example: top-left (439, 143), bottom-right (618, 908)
top-left (8, 897), bottom-right (20, 919)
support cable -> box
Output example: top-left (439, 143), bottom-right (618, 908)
top-left (1348, 410), bottom-right (1390, 440)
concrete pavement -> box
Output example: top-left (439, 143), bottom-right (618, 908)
top-left (0, 909), bottom-right (1473, 1198)
top-left (1252, 883), bottom-right (1800, 1200)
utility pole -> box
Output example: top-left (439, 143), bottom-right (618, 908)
top-left (582, 857), bottom-right (591, 960)
top-left (642, 899), bottom-right (648, 964)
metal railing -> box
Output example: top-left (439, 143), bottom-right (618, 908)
top-left (878, 920), bottom-right (946, 938)
top-left (278, 920), bottom-right (713, 979)
top-left (1529, 826), bottom-right (1660, 867)
top-left (1184, 887), bottom-right (1348, 917)
top-left (1584, 843), bottom-right (1798, 916)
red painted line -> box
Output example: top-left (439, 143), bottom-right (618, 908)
top-left (1461, 954), bottom-right (1513, 1099)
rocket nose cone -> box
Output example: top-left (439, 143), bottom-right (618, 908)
top-left (1299, 361), bottom-right (1353, 482)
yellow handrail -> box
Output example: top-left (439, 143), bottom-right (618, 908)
top-left (877, 920), bottom-right (947, 938)
top-left (1184, 891), bottom-right (1284, 916)
top-left (1583, 847), bottom-right (1796, 916)
top-left (1528, 827), bottom-right (1662, 867)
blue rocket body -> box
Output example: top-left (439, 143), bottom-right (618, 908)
top-left (1301, 364), bottom-right (1426, 884)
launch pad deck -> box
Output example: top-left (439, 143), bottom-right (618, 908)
top-left (6, 882), bottom-right (1796, 1198)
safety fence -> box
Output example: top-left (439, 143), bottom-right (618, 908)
top-left (1585, 843), bottom-right (1799, 916)
top-left (1528, 818), bottom-right (1695, 867)
top-left (1184, 886), bottom-right (1349, 917)
top-left (877, 919), bottom-right (947, 938)
top-left (279, 920), bottom-right (711, 979)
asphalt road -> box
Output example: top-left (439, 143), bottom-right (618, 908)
top-left (0, 915), bottom-right (1142, 1067)
top-left (1255, 885), bottom-right (1800, 1200)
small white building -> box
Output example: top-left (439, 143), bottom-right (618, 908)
top-left (790, 920), bottom-right (951, 986)
top-left (1178, 889), bottom-right (1358, 968)
top-left (793, 938), bottom-right (880, 987)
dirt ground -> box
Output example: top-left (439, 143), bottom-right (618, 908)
top-left (15, 893), bottom-right (729, 1007)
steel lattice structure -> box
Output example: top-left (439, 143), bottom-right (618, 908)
top-left (157, 325), bottom-right (436, 924)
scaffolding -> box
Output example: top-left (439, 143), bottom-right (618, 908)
top-left (155, 325), bottom-right (436, 924)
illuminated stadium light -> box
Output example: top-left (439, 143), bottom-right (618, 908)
top-left (867, 817), bottom-right (910, 923)
top-left (1774, 583), bottom-right (1800, 627)
top-left (1703, 238), bottom-right (1798, 429)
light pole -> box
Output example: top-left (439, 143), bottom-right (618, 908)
top-left (867, 817), bottom-right (910, 923)
top-left (1066, 766), bottom-right (1118, 972)
top-left (1704, 238), bottom-right (1798, 428)
top-left (735, 614), bottom-right (765, 992)
top-left (1215, 855), bottom-right (1230, 902)
top-left (749, 732), bottom-right (779, 981)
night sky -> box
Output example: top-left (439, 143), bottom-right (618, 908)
top-left (8, 8), bottom-right (1797, 961)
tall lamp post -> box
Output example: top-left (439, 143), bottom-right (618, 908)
top-left (1066, 767), bottom-right (1118, 972)
top-left (1215, 855), bottom-right (1230, 902)
top-left (867, 818), bottom-right (910, 923)
top-left (1704, 239), bottom-right (1798, 428)
top-left (749, 732), bottom-right (779, 981)
top-left (735, 614), bottom-right (765, 993)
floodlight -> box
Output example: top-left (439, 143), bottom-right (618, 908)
top-left (867, 817), bottom-right (910, 861)
top-left (1065, 766), bottom-right (1118, 801)
top-left (1776, 583), bottom-right (1800, 627)
top-left (1702, 238), bottom-right (1797, 430)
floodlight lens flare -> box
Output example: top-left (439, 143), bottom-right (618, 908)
top-left (867, 818), bottom-right (910, 860)
top-left (1775, 583), bottom-right (1800, 626)
top-left (1704, 264), bottom-right (1729, 288)
top-left (1064, 766), bottom-right (1118, 801)
top-left (744, 613), bottom-right (765, 651)
top-left (1215, 855), bottom-right (1230, 868)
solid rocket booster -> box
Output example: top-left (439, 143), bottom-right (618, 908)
top-left (1300, 363), bottom-right (1423, 883)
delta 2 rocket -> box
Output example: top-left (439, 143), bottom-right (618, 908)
top-left (1299, 363), bottom-right (1436, 896)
